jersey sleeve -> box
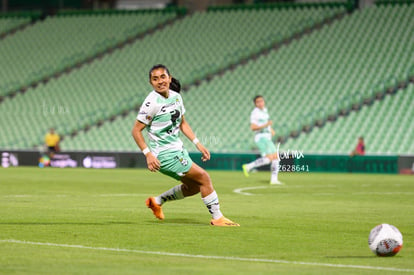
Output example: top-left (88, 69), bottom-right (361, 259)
top-left (250, 109), bottom-right (259, 125)
top-left (179, 94), bottom-right (186, 115)
top-left (137, 96), bottom-right (157, 125)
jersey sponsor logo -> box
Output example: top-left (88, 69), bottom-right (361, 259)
top-left (160, 102), bottom-right (178, 112)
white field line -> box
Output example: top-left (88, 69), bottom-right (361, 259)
top-left (233, 186), bottom-right (414, 196)
top-left (3, 194), bottom-right (149, 198)
top-left (1, 239), bottom-right (413, 273)
top-left (233, 186), bottom-right (270, 196)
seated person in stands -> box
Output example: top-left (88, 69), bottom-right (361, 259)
top-left (350, 136), bottom-right (365, 156)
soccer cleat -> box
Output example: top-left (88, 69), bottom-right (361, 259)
top-left (242, 164), bottom-right (250, 177)
top-left (145, 197), bottom-right (164, 220)
top-left (210, 216), bottom-right (240, 227)
top-left (270, 180), bottom-right (283, 185)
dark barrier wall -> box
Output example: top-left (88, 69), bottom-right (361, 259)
top-left (0, 150), bottom-right (293, 170)
top-left (190, 152), bottom-right (295, 170)
top-left (398, 155), bottom-right (414, 174)
top-left (1, 150), bottom-right (408, 174)
top-left (294, 155), bottom-right (399, 174)
top-left (1, 150), bottom-right (147, 169)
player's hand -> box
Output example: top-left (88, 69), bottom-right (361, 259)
top-left (267, 120), bottom-right (273, 127)
top-left (196, 143), bottom-right (210, 162)
top-left (145, 153), bottom-right (160, 172)
top-left (271, 128), bottom-right (275, 136)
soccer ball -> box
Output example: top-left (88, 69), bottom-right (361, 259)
top-left (368, 224), bottom-right (403, 257)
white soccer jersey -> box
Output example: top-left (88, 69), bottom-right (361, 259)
top-left (137, 90), bottom-right (185, 156)
top-left (250, 107), bottom-right (272, 142)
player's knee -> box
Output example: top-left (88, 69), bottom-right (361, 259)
top-left (198, 169), bottom-right (212, 186)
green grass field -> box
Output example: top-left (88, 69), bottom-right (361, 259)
top-left (0, 167), bottom-right (413, 274)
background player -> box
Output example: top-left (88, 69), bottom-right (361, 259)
top-left (242, 95), bottom-right (282, 185)
top-left (131, 64), bottom-right (239, 226)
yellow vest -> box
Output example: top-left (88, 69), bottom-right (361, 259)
top-left (45, 133), bottom-right (60, 147)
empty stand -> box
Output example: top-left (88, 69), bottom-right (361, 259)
top-left (0, 16), bottom-right (31, 35)
top-left (283, 83), bottom-right (414, 155)
top-left (0, 10), bottom-right (178, 97)
top-left (1, 5), bottom-right (345, 150)
top-left (1, 3), bottom-right (412, 156)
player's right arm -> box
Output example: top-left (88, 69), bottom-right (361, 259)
top-left (250, 121), bottom-right (272, 131)
top-left (131, 120), bottom-right (160, 172)
top-left (250, 109), bottom-right (272, 131)
top-left (132, 95), bottom-right (160, 172)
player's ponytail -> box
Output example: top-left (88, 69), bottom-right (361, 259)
top-left (170, 77), bottom-right (181, 93)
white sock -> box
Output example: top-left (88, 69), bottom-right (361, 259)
top-left (202, 191), bottom-right (223, 220)
top-left (245, 157), bottom-right (271, 171)
top-left (271, 159), bottom-right (280, 183)
top-left (155, 185), bottom-right (184, 205)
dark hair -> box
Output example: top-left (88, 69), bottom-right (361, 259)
top-left (253, 95), bottom-right (263, 103)
top-left (148, 64), bottom-right (170, 80)
top-left (169, 77), bottom-right (181, 93)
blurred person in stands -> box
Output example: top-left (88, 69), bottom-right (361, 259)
top-left (350, 136), bottom-right (365, 157)
top-left (44, 128), bottom-right (60, 158)
top-left (242, 95), bottom-right (282, 185)
top-left (131, 64), bottom-right (239, 226)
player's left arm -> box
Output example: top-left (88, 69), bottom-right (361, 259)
top-left (180, 115), bottom-right (210, 162)
top-left (271, 127), bottom-right (275, 136)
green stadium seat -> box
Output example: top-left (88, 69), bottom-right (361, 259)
top-left (0, 16), bottom-right (31, 35)
top-left (2, 4), bottom-right (412, 156)
top-left (0, 11), bottom-right (178, 97)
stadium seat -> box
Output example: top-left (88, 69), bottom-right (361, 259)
top-left (0, 16), bottom-right (31, 35)
top-left (1, 4), bottom-right (413, 156)
top-left (0, 10), bottom-right (178, 97)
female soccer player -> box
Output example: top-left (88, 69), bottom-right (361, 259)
top-left (131, 64), bottom-right (239, 226)
top-left (242, 95), bottom-right (282, 185)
